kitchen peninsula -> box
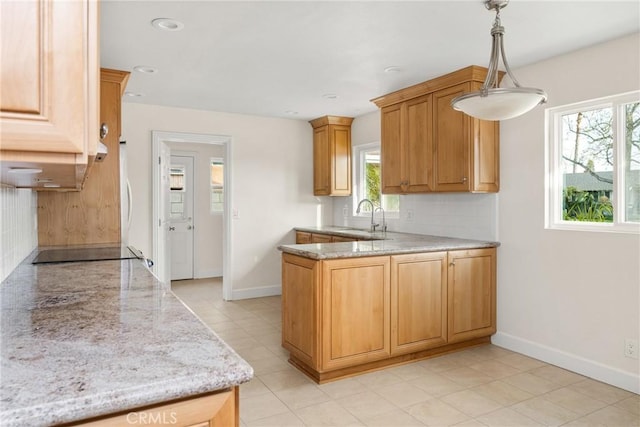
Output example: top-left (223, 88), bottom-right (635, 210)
top-left (0, 252), bottom-right (252, 426)
top-left (278, 227), bottom-right (498, 383)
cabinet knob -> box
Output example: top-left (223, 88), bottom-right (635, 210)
top-left (462, 177), bottom-right (468, 183)
top-left (449, 261), bottom-right (455, 267)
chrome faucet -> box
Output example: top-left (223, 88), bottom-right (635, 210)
top-left (356, 199), bottom-right (379, 232)
top-left (375, 207), bottom-right (387, 233)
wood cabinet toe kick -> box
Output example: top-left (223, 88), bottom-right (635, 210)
top-left (281, 248), bottom-right (496, 383)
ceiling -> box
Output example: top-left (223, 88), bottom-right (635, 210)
top-left (100, 1), bottom-right (640, 121)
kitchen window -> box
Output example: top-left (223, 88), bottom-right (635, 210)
top-left (354, 142), bottom-right (399, 217)
top-left (545, 91), bottom-right (640, 233)
top-left (210, 158), bottom-right (224, 214)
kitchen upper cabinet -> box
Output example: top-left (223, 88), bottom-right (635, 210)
top-left (372, 66), bottom-right (499, 194)
top-left (0, 0), bottom-right (99, 189)
top-left (390, 252), bottom-right (447, 355)
top-left (447, 248), bottom-right (496, 343)
top-left (309, 116), bottom-right (353, 196)
top-left (381, 95), bottom-right (433, 193)
top-left (433, 82), bottom-right (500, 192)
top-left (37, 69), bottom-right (130, 246)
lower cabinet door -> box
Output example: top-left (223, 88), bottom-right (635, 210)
top-left (321, 256), bottom-right (390, 370)
top-left (447, 248), bottom-right (496, 343)
top-left (391, 252), bottom-right (448, 355)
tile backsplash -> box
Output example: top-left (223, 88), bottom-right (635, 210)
top-left (332, 193), bottom-right (498, 241)
top-left (1, 187), bottom-right (37, 281)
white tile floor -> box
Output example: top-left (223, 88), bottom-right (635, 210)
top-left (172, 278), bottom-right (640, 427)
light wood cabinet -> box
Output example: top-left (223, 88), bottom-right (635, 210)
top-left (390, 252), bottom-right (447, 355)
top-left (295, 231), bottom-right (357, 244)
top-left (37, 69), bottom-right (130, 246)
top-left (331, 236), bottom-right (356, 243)
top-left (372, 66), bottom-right (499, 194)
top-left (281, 247), bottom-right (496, 383)
top-left (381, 95), bottom-right (433, 193)
top-left (309, 116), bottom-right (353, 196)
top-left (321, 256), bottom-right (391, 370)
top-left (70, 387), bottom-right (239, 427)
top-left (447, 248), bottom-right (496, 343)
top-left (282, 255), bottom-right (319, 368)
top-left (295, 231), bottom-right (312, 244)
top-left (0, 0), bottom-right (99, 189)
top-left (433, 83), bottom-right (500, 192)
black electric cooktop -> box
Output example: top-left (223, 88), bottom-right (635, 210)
top-left (32, 246), bottom-right (141, 264)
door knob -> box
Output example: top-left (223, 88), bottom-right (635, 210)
top-left (169, 226), bottom-right (175, 231)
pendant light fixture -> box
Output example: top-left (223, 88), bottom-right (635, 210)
top-left (451, 0), bottom-right (547, 121)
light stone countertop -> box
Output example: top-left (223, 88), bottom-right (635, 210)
top-left (279, 226), bottom-right (499, 259)
top-left (0, 252), bottom-right (253, 426)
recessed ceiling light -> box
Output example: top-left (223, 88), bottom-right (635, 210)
top-left (7, 168), bottom-right (42, 174)
top-left (384, 66), bottom-right (402, 73)
top-left (151, 18), bottom-right (184, 32)
top-left (124, 92), bottom-right (144, 97)
top-left (285, 110), bottom-right (299, 115)
top-left (322, 93), bottom-right (339, 100)
top-left (133, 65), bottom-right (158, 74)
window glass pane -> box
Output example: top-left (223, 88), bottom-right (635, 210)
top-left (360, 148), bottom-right (399, 213)
top-left (625, 102), bottom-right (640, 222)
top-left (210, 159), bottom-right (224, 213)
top-left (561, 107), bottom-right (614, 222)
top-left (170, 166), bottom-right (185, 191)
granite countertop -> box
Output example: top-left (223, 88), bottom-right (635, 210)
top-left (279, 226), bottom-right (499, 260)
top-left (0, 252), bottom-right (253, 426)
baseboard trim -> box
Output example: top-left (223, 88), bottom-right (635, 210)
top-left (194, 268), bottom-right (222, 279)
top-left (492, 332), bottom-right (639, 394)
top-left (231, 284), bottom-right (281, 300)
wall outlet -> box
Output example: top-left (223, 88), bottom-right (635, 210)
top-left (406, 209), bottom-right (414, 221)
top-left (343, 206), bottom-right (348, 218)
top-left (624, 338), bottom-right (639, 359)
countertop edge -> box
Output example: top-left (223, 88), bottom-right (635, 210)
top-left (278, 240), bottom-right (499, 260)
top-left (2, 369), bottom-right (254, 427)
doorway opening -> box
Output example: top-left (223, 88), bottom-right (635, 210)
top-left (151, 131), bottom-right (233, 301)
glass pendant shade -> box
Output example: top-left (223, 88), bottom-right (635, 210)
top-left (451, 0), bottom-right (547, 121)
top-left (452, 87), bottom-right (547, 121)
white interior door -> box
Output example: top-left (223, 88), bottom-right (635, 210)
top-left (169, 155), bottom-right (195, 280)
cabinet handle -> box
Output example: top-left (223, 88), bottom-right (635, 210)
top-left (100, 123), bottom-right (109, 140)
top-left (449, 261), bottom-right (455, 267)
top-left (169, 226), bottom-right (175, 231)
top-left (461, 177), bottom-right (468, 183)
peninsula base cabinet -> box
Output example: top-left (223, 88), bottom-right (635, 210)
top-left (69, 387), bottom-right (239, 427)
top-left (281, 248), bottom-right (496, 383)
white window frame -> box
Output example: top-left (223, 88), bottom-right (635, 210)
top-left (353, 142), bottom-right (399, 219)
top-left (545, 90), bottom-right (640, 234)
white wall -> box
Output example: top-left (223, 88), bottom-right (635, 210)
top-left (0, 187), bottom-right (37, 281)
top-left (332, 110), bottom-right (498, 242)
top-left (168, 142), bottom-right (225, 278)
top-left (494, 33), bottom-right (640, 393)
top-left (122, 103), bottom-right (330, 298)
